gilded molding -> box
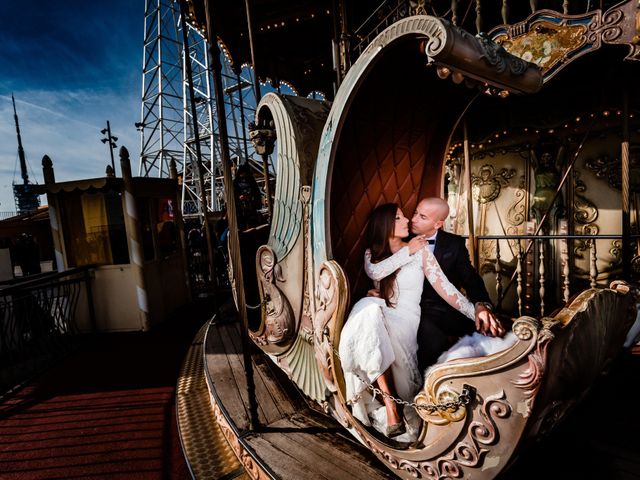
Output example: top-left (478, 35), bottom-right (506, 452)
top-left (210, 400), bottom-right (271, 480)
top-left (490, 1), bottom-right (640, 82)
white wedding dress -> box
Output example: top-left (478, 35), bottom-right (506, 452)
top-left (339, 245), bottom-right (516, 439)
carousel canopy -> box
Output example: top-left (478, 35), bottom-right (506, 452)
top-left (187, 0), bottom-right (336, 96)
top-left (186, 0), bottom-right (621, 98)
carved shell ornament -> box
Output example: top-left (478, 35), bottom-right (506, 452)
top-left (251, 245), bottom-right (295, 346)
top-left (471, 164), bottom-right (516, 204)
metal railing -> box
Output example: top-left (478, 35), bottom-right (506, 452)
top-left (352, 0), bottom-right (410, 57)
top-left (477, 233), bottom-right (636, 318)
top-left (0, 266), bottom-right (95, 398)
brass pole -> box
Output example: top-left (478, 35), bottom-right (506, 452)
top-left (463, 120), bottom-right (477, 267)
top-left (244, 0), bottom-right (272, 218)
top-left (244, 0), bottom-right (261, 104)
top-left (622, 89), bottom-right (630, 278)
top-left (203, 0), bottom-right (259, 431)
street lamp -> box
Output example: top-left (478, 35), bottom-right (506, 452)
top-left (100, 120), bottom-right (118, 174)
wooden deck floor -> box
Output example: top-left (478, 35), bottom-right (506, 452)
top-left (203, 319), bottom-right (396, 480)
top-left (198, 314), bottom-right (640, 480)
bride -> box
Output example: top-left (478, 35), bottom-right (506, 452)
top-left (339, 203), bottom-right (515, 440)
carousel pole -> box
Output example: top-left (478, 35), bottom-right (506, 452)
top-left (178, 2), bottom-right (217, 288)
top-left (203, 0), bottom-right (259, 431)
top-left (244, 0), bottom-right (261, 104)
top-left (463, 120), bottom-right (477, 267)
top-left (244, 0), bottom-right (273, 219)
top-left (332, 0), bottom-right (343, 88)
top-left (170, 158), bottom-right (192, 299)
top-left (621, 89), bottom-right (631, 278)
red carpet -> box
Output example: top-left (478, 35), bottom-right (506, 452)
top-left (0, 299), bottom-right (218, 480)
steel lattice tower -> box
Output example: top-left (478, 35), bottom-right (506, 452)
top-left (139, 0), bottom-right (269, 218)
top-left (139, 0), bottom-right (184, 179)
top-left (181, 20), bottom-right (217, 215)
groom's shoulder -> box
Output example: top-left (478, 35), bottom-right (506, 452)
top-left (439, 230), bottom-right (463, 242)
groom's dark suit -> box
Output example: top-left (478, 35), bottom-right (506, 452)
top-left (417, 229), bottom-right (491, 372)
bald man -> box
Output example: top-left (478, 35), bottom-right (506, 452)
top-left (411, 197), bottom-right (504, 372)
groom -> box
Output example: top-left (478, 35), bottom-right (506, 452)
top-left (411, 197), bottom-right (505, 372)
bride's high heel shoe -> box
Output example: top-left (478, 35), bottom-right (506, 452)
top-left (386, 421), bottom-right (406, 438)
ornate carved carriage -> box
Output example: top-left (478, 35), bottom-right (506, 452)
top-left (227, 5), bottom-right (639, 479)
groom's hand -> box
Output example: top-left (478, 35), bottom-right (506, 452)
top-left (367, 289), bottom-right (381, 298)
top-left (475, 304), bottom-right (505, 337)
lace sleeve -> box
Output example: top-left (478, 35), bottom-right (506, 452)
top-left (364, 247), bottom-right (412, 281)
top-left (421, 248), bottom-right (475, 320)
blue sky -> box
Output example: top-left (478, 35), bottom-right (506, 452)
top-left (0, 1), bottom-right (142, 212)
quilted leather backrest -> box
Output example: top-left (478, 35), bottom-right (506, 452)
top-left (328, 46), bottom-right (471, 303)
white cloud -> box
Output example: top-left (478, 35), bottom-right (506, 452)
top-left (0, 90), bottom-right (141, 212)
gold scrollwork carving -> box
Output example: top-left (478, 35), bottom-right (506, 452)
top-left (414, 385), bottom-right (468, 425)
top-left (413, 391), bottom-right (511, 478)
top-left (507, 176), bottom-right (527, 227)
top-left (585, 147), bottom-right (640, 192)
top-left (472, 164), bottom-right (516, 204)
top-left (573, 171), bottom-right (598, 225)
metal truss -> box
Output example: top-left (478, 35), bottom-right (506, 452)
top-left (139, 0), bottom-right (272, 218)
top-left (139, 0), bottom-right (184, 178)
top-left (181, 21), bottom-right (217, 216)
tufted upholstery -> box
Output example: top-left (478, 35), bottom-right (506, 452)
top-left (328, 45), bottom-right (473, 304)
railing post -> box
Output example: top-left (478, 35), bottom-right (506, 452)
top-left (84, 267), bottom-right (97, 333)
top-left (559, 219), bottom-right (571, 303)
top-left (495, 240), bottom-right (502, 310)
top-left (517, 241), bottom-right (523, 317)
top-left (539, 240), bottom-right (545, 316)
top-left (590, 239), bottom-right (598, 288)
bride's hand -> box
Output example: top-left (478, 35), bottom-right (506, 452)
top-left (408, 236), bottom-right (427, 254)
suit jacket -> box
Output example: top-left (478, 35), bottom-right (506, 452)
top-left (420, 230), bottom-right (491, 331)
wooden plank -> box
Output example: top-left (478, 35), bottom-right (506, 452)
top-left (217, 323), bottom-right (271, 425)
top-left (221, 323), bottom-right (287, 424)
top-left (204, 323), bottom-right (250, 431)
top-left (205, 323), bottom-right (395, 479)
top-left (247, 418), bottom-right (390, 480)
top-left (224, 321), bottom-right (301, 423)
top-left (255, 353), bottom-right (307, 417)
top-left (245, 434), bottom-right (335, 480)
top-left (268, 418), bottom-right (393, 480)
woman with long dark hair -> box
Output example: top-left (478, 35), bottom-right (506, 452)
top-left (339, 203), bottom-right (479, 440)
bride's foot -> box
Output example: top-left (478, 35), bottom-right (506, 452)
top-left (386, 421), bottom-right (406, 438)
